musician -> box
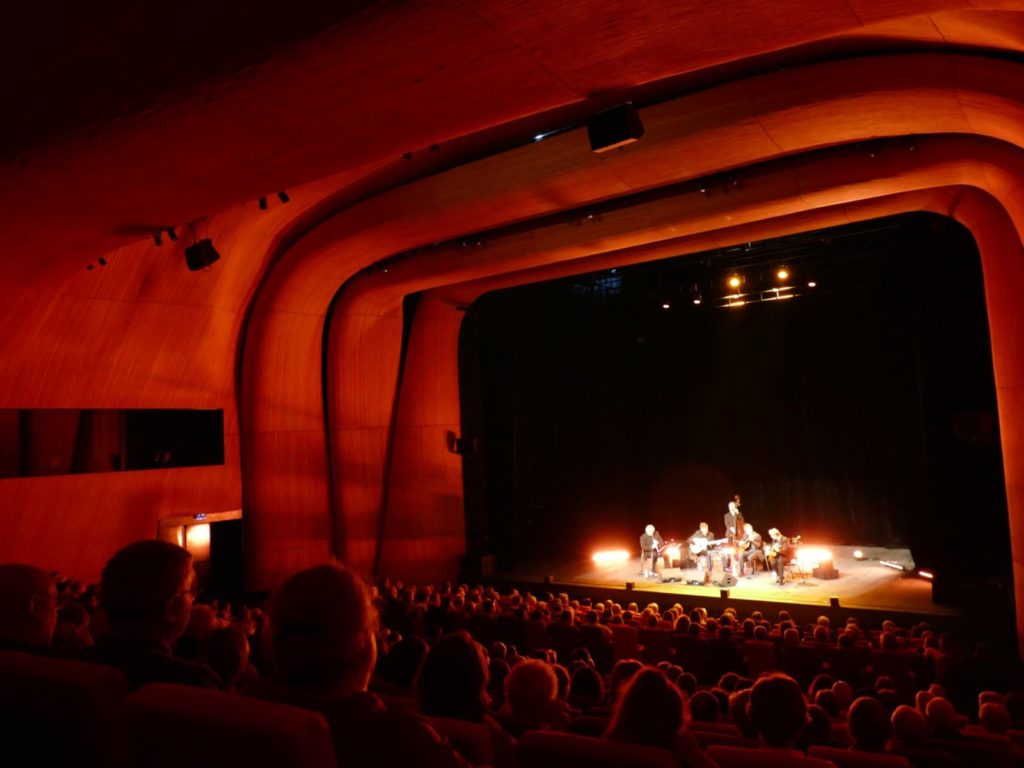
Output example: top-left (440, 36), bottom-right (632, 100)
top-left (723, 495), bottom-right (744, 574)
top-left (639, 524), bottom-right (663, 578)
top-left (686, 522), bottom-right (715, 582)
top-left (738, 523), bottom-right (765, 577)
top-left (766, 527), bottom-right (796, 584)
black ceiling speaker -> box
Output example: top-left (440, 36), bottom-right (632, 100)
top-left (184, 239), bottom-right (221, 271)
top-left (587, 104), bottom-right (645, 153)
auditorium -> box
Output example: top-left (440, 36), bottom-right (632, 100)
top-left (3, 3), bottom-right (1024, 766)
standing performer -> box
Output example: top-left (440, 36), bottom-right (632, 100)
top-left (639, 524), bottom-right (663, 578)
top-left (738, 523), bottom-right (766, 576)
top-left (723, 495), bottom-right (745, 574)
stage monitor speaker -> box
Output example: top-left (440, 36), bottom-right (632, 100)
top-left (715, 573), bottom-right (737, 588)
top-left (185, 238), bottom-right (221, 271)
top-left (587, 104), bottom-right (645, 153)
top-left (813, 566), bottom-right (839, 580)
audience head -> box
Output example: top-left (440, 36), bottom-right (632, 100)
top-left (99, 541), bottom-right (195, 646)
top-left (200, 626), bottom-right (250, 688)
top-left (609, 658), bottom-right (644, 703)
top-left (270, 562), bottom-right (377, 692)
top-left (504, 658), bottom-right (558, 717)
top-left (891, 705), bottom-right (928, 746)
top-left (676, 671), bottom-right (698, 697)
top-left (381, 636), bottom-right (429, 691)
top-left (605, 668), bottom-right (684, 750)
top-left (748, 673), bottom-right (807, 748)
top-left (568, 665), bottom-right (604, 708)
top-left (729, 688), bottom-right (757, 739)
top-left (0, 563), bottom-right (58, 648)
top-left (915, 689), bottom-right (934, 714)
top-left (925, 697), bottom-right (963, 736)
top-left (416, 631), bottom-right (489, 722)
top-left (802, 704), bottom-right (832, 746)
top-left (980, 702), bottom-right (1012, 734)
top-left (690, 690), bottom-right (719, 722)
top-left (848, 696), bottom-right (892, 752)
top-left (53, 600), bottom-right (92, 652)
top-left (814, 688), bottom-right (840, 718)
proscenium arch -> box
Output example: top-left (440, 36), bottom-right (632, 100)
top-left (327, 137), bottom-right (1024, 611)
top-left (240, 54), bottom-right (1024, 603)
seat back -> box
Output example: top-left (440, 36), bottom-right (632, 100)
top-left (0, 650), bottom-right (129, 768)
top-left (124, 683), bottom-right (335, 768)
top-left (609, 624), bottom-right (642, 661)
top-left (809, 746), bottom-right (912, 768)
top-left (639, 628), bottom-right (673, 663)
top-left (708, 744), bottom-right (839, 768)
top-left (744, 639), bottom-right (778, 677)
top-left (693, 730), bottom-right (759, 750)
top-left (518, 730), bottom-right (676, 768)
top-left (566, 715), bottom-right (611, 738)
top-left (428, 716), bottom-right (495, 767)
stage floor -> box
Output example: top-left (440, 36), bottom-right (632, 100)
top-left (498, 545), bottom-right (960, 617)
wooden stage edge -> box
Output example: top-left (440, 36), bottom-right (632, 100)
top-left (492, 545), bottom-right (962, 625)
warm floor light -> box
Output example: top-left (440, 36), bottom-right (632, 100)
top-left (662, 303), bottom-right (671, 309)
top-left (693, 298), bottom-right (702, 305)
top-left (664, 546), bottom-right (681, 560)
top-left (880, 559), bottom-right (906, 571)
top-left (918, 569), bottom-right (934, 580)
top-left (808, 281), bottom-right (817, 288)
top-left (593, 549), bottom-right (630, 565)
top-left (853, 549), bottom-right (864, 560)
top-left (777, 268), bottom-right (789, 280)
top-left (796, 547), bottom-right (832, 569)
top-left (728, 275), bottom-right (742, 289)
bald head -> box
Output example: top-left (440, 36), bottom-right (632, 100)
top-left (0, 563), bottom-right (58, 647)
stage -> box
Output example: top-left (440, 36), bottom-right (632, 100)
top-left (496, 545), bottom-right (960, 618)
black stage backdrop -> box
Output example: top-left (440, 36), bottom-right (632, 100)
top-left (457, 213), bottom-right (1009, 598)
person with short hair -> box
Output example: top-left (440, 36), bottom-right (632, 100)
top-left (87, 540), bottom-right (221, 690)
top-left (639, 524), bottom-right (664, 578)
top-left (0, 563), bottom-right (58, 653)
top-left (245, 563), bottom-right (469, 768)
top-left (848, 696), bottom-right (892, 752)
top-left (747, 673), bottom-right (807, 750)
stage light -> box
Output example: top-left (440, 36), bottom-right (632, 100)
top-left (880, 560), bottom-right (906, 571)
top-left (797, 547), bottom-right (832, 570)
top-left (665, 546), bottom-right (680, 560)
top-left (808, 281), bottom-right (817, 288)
top-left (853, 550), bottom-right (864, 560)
top-left (662, 303), bottom-right (671, 310)
top-left (693, 297), bottom-right (702, 305)
top-left (776, 268), bottom-right (789, 281)
top-left (592, 550), bottom-right (630, 565)
top-left (727, 275), bottom-right (742, 289)
top-left (918, 569), bottom-right (934, 580)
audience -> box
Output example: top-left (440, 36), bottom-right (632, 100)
top-left (4, 541), bottom-right (1024, 768)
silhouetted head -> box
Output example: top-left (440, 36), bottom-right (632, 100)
top-left (0, 563), bottom-right (58, 647)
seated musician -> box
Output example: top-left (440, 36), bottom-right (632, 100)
top-left (639, 524), bottom-right (663, 578)
top-left (687, 522), bottom-right (715, 584)
top-left (738, 523), bottom-right (765, 576)
top-left (766, 528), bottom-right (796, 584)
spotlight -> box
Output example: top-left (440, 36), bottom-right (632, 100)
top-left (277, 191), bottom-right (290, 204)
top-left (727, 275), bottom-right (742, 290)
top-left (662, 303), bottom-right (671, 310)
top-left (880, 560), bottom-right (906, 571)
top-left (258, 196), bottom-right (268, 210)
top-left (776, 267), bottom-right (789, 281)
top-left (166, 227), bottom-right (178, 242)
top-left (592, 550), bottom-right (630, 565)
top-left (693, 297), bottom-right (702, 305)
top-left (853, 550), bottom-right (865, 560)
top-left (807, 281), bottom-right (817, 288)
top-left (918, 569), bottom-right (934, 580)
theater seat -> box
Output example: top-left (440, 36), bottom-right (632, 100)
top-left (428, 715), bottom-right (496, 766)
top-left (0, 650), bottom-right (129, 768)
top-left (707, 744), bottom-right (839, 768)
top-left (518, 730), bottom-right (676, 768)
top-left (809, 746), bottom-right (913, 768)
top-left (124, 683), bottom-right (335, 768)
